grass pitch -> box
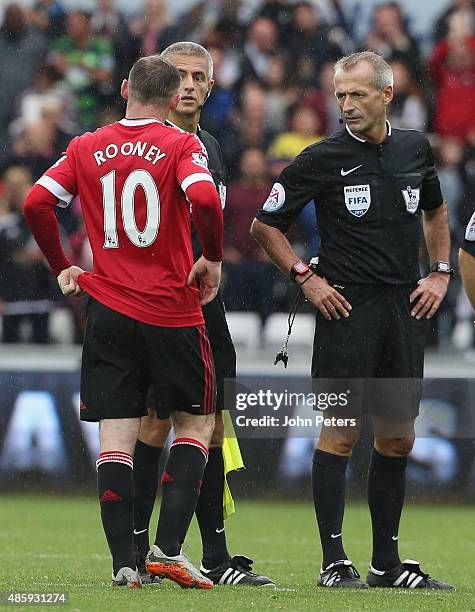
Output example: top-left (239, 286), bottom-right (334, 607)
top-left (0, 496), bottom-right (473, 611)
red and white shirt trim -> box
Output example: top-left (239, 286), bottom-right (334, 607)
top-left (181, 172), bottom-right (215, 193)
top-left (36, 175), bottom-right (74, 208)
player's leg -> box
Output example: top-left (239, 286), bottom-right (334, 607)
top-left (367, 419), bottom-right (451, 588)
top-left (193, 295), bottom-right (234, 568)
top-left (143, 323), bottom-right (216, 588)
top-left (155, 410), bottom-right (215, 555)
top-left (368, 418), bottom-right (414, 570)
top-left (314, 417), bottom-right (364, 588)
top-left (98, 418), bottom-right (141, 588)
top-left (366, 286), bottom-right (453, 589)
top-left (195, 411), bottom-right (229, 566)
top-left (312, 284), bottom-right (382, 588)
top-left (133, 407), bottom-right (171, 578)
top-left (80, 299), bottom-right (149, 588)
top-left (146, 410), bottom-right (215, 588)
top-left (193, 293), bottom-right (275, 586)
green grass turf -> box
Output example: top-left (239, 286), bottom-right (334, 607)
top-left (0, 496), bottom-right (473, 611)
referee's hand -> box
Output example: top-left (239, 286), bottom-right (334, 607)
top-left (297, 274), bottom-right (352, 320)
top-left (187, 256), bottom-right (222, 305)
top-left (410, 272), bottom-right (450, 319)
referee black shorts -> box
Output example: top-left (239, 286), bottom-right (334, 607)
top-left (147, 290), bottom-right (236, 419)
top-left (311, 283), bottom-right (427, 420)
top-left (80, 299), bottom-right (216, 422)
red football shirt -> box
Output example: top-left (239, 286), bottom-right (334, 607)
top-left (37, 118), bottom-right (217, 327)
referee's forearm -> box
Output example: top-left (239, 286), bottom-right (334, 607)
top-left (250, 218), bottom-right (300, 276)
top-left (423, 201), bottom-right (451, 263)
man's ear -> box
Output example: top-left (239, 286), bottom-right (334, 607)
top-left (206, 79), bottom-right (215, 100)
top-left (170, 93), bottom-right (181, 112)
top-left (120, 79), bottom-right (129, 101)
top-left (383, 84), bottom-right (393, 107)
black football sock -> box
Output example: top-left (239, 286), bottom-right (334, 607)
top-left (155, 438), bottom-right (208, 557)
top-left (368, 449), bottom-right (407, 571)
top-left (312, 449), bottom-right (349, 570)
top-left (133, 440), bottom-right (162, 564)
top-left (97, 451), bottom-right (135, 575)
top-left (195, 447), bottom-right (231, 568)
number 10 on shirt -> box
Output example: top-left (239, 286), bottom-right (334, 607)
top-left (100, 169), bottom-right (161, 249)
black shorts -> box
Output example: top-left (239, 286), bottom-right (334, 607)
top-left (147, 290), bottom-right (236, 419)
top-left (80, 299), bottom-right (216, 422)
top-left (311, 283), bottom-right (427, 420)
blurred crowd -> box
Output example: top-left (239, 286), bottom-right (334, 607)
top-left (1, 0), bottom-right (475, 350)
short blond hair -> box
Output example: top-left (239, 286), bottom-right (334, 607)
top-left (335, 51), bottom-right (394, 90)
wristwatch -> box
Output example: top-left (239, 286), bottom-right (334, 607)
top-left (290, 260), bottom-right (310, 283)
top-left (430, 261), bottom-right (454, 276)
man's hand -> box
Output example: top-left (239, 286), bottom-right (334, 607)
top-left (186, 256), bottom-right (222, 305)
top-left (299, 274), bottom-right (352, 320)
top-left (57, 265), bottom-right (85, 297)
top-left (410, 273), bottom-right (450, 319)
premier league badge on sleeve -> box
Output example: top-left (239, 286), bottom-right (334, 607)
top-left (218, 182), bottom-right (226, 209)
top-left (465, 210), bottom-right (475, 241)
top-left (402, 185), bottom-right (420, 214)
top-left (344, 184), bottom-right (371, 217)
top-left (191, 152), bottom-right (209, 169)
top-left (263, 182), bottom-right (286, 212)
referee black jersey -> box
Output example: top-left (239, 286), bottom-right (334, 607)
top-left (256, 122), bottom-right (444, 285)
top-left (166, 121), bottom-right (226, 261)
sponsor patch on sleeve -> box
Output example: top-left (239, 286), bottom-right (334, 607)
top-left (192, 152), bottom-right (209, 169)
top-left (263, 182), bottom-right (286, 212)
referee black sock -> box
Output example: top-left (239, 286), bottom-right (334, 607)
top-left (97, 451), bottom-right (135, 575)
top-left (133, 441), bottom-right (162, 564)
top-left (312, 449), bottom-right (349, 570)
top-left (155, 438), bottom-right (208, 557)
top-left (368, 449), bottom-right (406, 571)
top-left (196, 447), bottom-right (231, 569)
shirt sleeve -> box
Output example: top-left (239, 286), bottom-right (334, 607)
top-left (35, 137), bottom-right (79, 207)
top-left (23, 184), bottom-right (72, 276)
top-left (461, 210), bottom-right (475, 257)
top-left (420, 137), bottom-right (444, 211)
top-left (255, 146), bottom-right (319, 233)
top-left (176, 133), bottom-right (215, 195)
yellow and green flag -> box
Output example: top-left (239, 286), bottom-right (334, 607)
top-left (222, 410), bottom-right (244, 519)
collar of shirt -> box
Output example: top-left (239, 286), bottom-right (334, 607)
top-left (165, 119), bottom-right (201, 135)
top-left (119, 118), bottom-right (164, 127)
top-left (345, 120), bottom-right (392, 144)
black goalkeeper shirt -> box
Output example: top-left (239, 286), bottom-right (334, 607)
top-left (256, 122), bottom-right (444, 285)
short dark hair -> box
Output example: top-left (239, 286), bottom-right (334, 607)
top-left (128, 55), bottom-right (181, 105)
